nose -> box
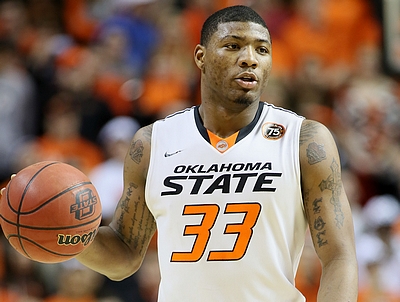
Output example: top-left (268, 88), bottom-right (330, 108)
top-left (238, 47), bottom-right (258, 68)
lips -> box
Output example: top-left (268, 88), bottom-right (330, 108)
top-left (235, 72), bottom-right (258, 89)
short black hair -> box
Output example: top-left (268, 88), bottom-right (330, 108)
top-left (200, 5), bottom-right (268, 46)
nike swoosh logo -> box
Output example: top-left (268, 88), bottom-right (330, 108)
top-left (164, 150), bottom-right (183, 157)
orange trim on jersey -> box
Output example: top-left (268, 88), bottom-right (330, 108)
top-left (207, 130), bottom-right (239, 153)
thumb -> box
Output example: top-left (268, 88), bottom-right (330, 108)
top-left (0, 174), bottom-right (16, 196)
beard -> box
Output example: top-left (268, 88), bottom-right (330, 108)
top-left (233, 95), bottom-right (254, 106)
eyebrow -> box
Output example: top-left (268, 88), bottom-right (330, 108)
top-left (221, 35), bottom-right (271, 45)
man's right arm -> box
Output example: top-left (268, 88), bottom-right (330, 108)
top-left (76, 124), bottom-right (157, 281)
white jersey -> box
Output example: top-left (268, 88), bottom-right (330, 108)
top-left (146, 102), bottom-right (307, 302)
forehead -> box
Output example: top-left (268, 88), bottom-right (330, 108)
top-left (212, 21), bottom-right (271, 43)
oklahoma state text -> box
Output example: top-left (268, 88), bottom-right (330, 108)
top-left (161, 162), bottom-right (282, 196)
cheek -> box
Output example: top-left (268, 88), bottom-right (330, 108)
top-left (262, 61), bottom-right (273, 83)
top-left (207, 57), bottom-right (229, 85)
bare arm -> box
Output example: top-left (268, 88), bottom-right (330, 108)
top-left (299, 120), bottom-right (358, 301)
top-left (76, 124), bottom-right (157, 281)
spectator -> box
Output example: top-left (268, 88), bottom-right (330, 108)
top-left (12, 91), bottom-right (104, 175)
top-left (89, 116), bottom-right (141, 225)
top-left (0, 38), bottom-right (36, 183)
top-left (357, 194), bottom-right (400, 300)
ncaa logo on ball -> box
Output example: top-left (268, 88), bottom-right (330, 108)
top-left (70, 188), bottom-right (98, 220)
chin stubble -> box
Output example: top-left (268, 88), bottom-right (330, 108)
top-left (234, 95), bottom-right (254, 106)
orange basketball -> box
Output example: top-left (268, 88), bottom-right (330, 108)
top-left (0, 161), bottom-right (102, 263)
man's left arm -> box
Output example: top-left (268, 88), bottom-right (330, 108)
top-left (299, 119), bottom-right (358, 301)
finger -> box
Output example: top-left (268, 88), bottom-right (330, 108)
top-left (1, 174), bottom-right (16, 196)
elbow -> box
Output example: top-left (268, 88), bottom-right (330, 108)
top-left (106, 259), bottom-right (142, 281)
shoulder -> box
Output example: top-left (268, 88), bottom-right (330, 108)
top-left (299, 119), bottom-right (333, 147)
top-left (137, 123), bottom-right (153, 144)
top-left (298, 119), bottom-right (341, 179)
top-left (123, 123), bottom-right (154, 179)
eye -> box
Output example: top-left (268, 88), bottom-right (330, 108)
top-left (225, 43), bottom-right (240, 50)
top-left (257, 46), bottom-right (270, 55)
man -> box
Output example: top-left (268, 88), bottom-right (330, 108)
top-left (76, 5), bottom-right (358, 301)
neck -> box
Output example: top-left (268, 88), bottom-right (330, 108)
top-left (198, 100), bottom-right (259, 138)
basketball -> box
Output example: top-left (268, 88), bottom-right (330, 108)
top-left (0, 161), bottom-right (102, 263)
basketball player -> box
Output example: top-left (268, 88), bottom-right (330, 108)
top-left (76, 5), bottom-right (358, 301)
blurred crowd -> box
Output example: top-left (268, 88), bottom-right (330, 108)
top-left (0, 0), bottom-right (399, 301)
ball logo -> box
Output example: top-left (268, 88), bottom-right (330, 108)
top-left (70, 188), bottom-right (98, 220)
top-left (262, 122), bottom-right (286, 140)
top-left (57, 229), bottom-right (97, 247)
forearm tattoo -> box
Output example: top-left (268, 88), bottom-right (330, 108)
top-left (117, 182), bottom-right (155, 256)
top-left (319, 159), bottom-right (344, 228)
top-left (116, 183), bottom-right (136, 232)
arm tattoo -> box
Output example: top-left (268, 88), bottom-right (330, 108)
top-left (304, 191), bottom-right (329, 247)
top-left (316, 229), bottom-right (328, 247)
top-left (299, 121), bottom-right (320, 146)
top-left (129, 140), bottom-right (144, 164)
top-left (116, 182), bottom-right (137, 234)
top-left (142, 124), bottom-right (153, 144)
top-left (319, 159), bottom-right (344, 228)
top-left (314, 216), bottom-right (328, 247)
top-left (312, 197), bottom-right (323, 214)
top-left (306, 142), bottom-right (326, 165)
top-left (117, 182), bottom-right (155, 256)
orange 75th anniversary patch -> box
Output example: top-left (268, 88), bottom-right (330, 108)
top-left (262, 122), bottom-right (286, 140)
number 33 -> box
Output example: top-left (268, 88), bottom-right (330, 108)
top-left (171, 203), bottom-right (261, 262)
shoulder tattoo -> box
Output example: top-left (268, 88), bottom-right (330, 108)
top-left (299, 120), bottom-right (320, 146)
top-left (129, 124), bottom-right (153, 164)
top-left (142, 124), bottom-right (153, 143)
top-left (129, 140), bottom-right (144, 164)
top-left (300, 121), bottom-right (327, 164)
top-left (306, 142), bottom-right (327, 165)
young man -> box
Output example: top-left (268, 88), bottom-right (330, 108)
top-left (76, 5), bottom-right (358, 301)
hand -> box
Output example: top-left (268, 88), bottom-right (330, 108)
top-left (0, 174), bottom-right (16, 196)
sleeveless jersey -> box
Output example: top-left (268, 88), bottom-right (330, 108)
top-left (146, 102), bottom-right (307, 302)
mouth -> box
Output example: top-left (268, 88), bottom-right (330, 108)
top-left (235, 72), bottom-right (258, 89)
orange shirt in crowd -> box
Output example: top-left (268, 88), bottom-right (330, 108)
top-left (63, 0), bottom-right (99, 43)
top-left (279, 0), bottom-right (380, 73)
top-left (35, 136), bottom-right (104, 175)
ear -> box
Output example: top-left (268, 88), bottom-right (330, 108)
top-left (194, 44), bottom-right (205, 71)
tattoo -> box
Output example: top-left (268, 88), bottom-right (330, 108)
top-left (312, 198), bottom-right (322, 214)
top-left (316, 230), bottom-right (328, 247)
top-left (314, 216), bottom-right (326, 231)
top-left (305, 193), bottom-right (329, 248)
top-left (306, 142), bottom-right (326, 165)
top-left (117, 182), bottom-right (155, 256)
top-left (129, 197), bottom-right (156, 256)
top-left (142, 124), bottom-right (153, 143)
top-left (299, 121), bottom-right (320, 145)
top-left (314, 217), bottom-right (328, 247)
top-left (116, 182), bottom-right (137, 234)
top-left (129, 139), bottom-right (144, 164)
top-left (319, 159), bottom-right (344, 228)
